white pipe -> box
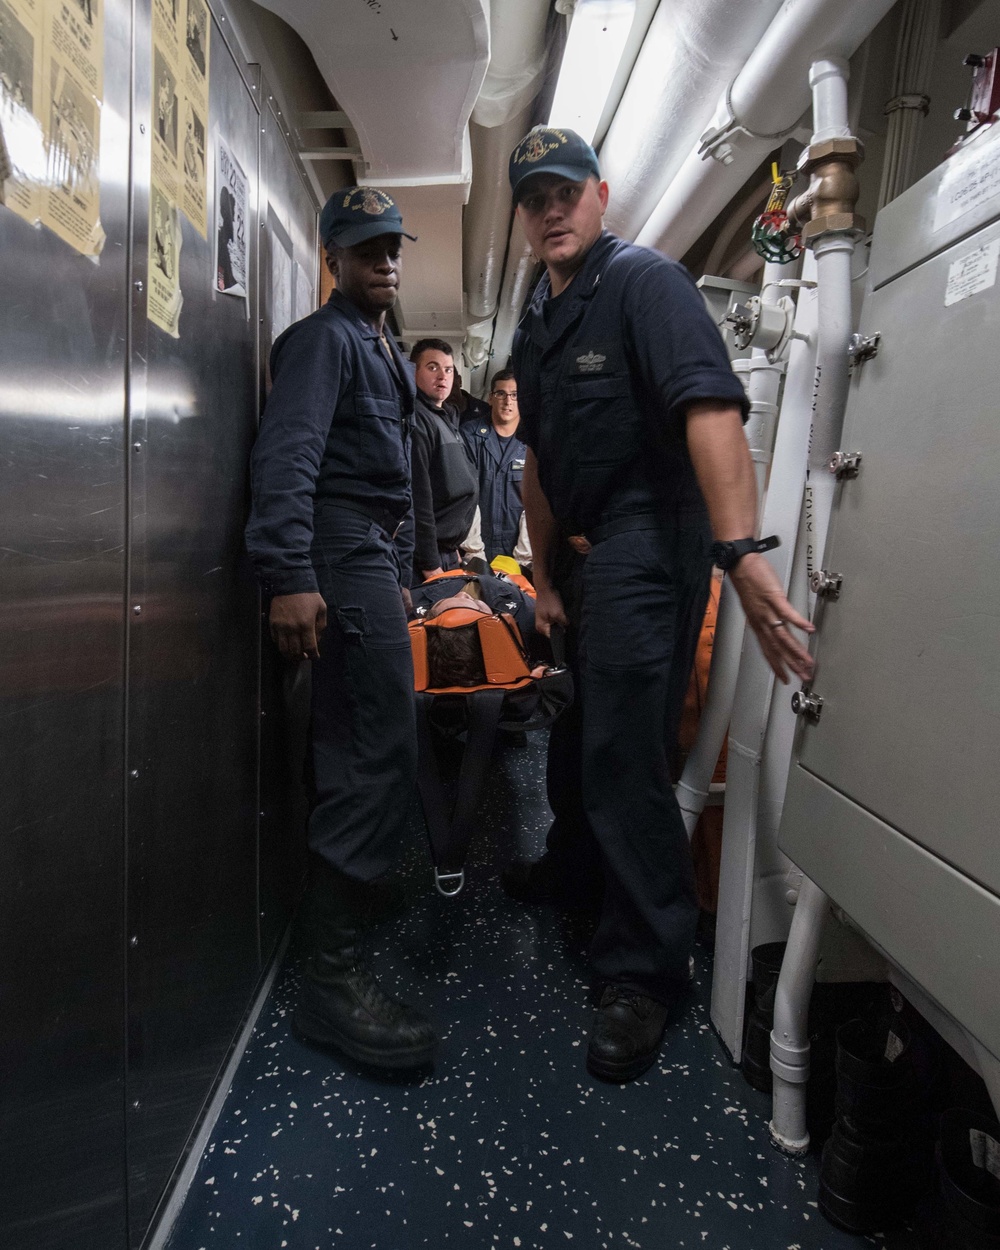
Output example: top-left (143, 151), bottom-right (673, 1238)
top-left (635, 0), bottom-right (899, 259)
top-left (769, 874), bottom-right (830, 1155)
top-left (464, 105), bottom-right (534, 321)
top-left (675, 258), bottom-right (797, 841)
top-left (709, 256), bottom-right (820, 1059)
top-left (805, 234), bottom-right (854, 595)
top-left (462, 0), bottom-right (550, 323)
top-left (878, 0), bottom-right (940, 210)
top-left (599, 0), bottom-right (787, 242)
top-left (761, 57), bottom-right (861, 1152)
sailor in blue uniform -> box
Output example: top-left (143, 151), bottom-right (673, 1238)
top-left (502, 128), bottom-right (815, 1083)
top-left (245, 187), bottom-right (437, 1072)
top-left (461, 368), bottom-right (531, 566)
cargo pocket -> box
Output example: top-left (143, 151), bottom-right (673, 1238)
top-left (355, 392), bottom-right (407, 480)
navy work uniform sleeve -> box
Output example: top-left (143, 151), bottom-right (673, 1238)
top-left (246, 319), bottom-right (352, 597)
top-left (410, 414), bottom-right (439, 572)
top-left (625, 258), bottom-right (748, 429)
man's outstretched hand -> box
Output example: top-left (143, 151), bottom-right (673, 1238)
top-left (270, 592), bottom-right (327, 660)
top-left (728, 553), bottom-right (815, 685)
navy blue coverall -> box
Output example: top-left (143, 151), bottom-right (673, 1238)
top-left (246, 290), bottom-right (417, 882)
top-left (513, 230), bottom-right (748, 1001)
top-left (461, 419), bottom-right (528, 563)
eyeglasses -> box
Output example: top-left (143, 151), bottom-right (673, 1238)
top-left (491, 391), bottom-right (518, 402)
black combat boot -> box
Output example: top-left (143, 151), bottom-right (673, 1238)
top-left (586, 985), bottom-right (670, 1082)
top-left (293, 862), bottom-right (437, 1070)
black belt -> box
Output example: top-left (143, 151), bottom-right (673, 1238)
top-left (583, 509), bottom-right (709, 546)
top-left (335, 502), bottom-right (408, 539)
top-left (584, 513), bottom-right (661, 545)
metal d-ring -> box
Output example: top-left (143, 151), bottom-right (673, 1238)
top-left (434, 868), bottom-right (465, 898)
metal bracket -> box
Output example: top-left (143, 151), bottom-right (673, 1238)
top-left (848, 331), bottom-right (881, 368)
top-left (725, 295), bottom-right (797, 361)
top-left (828, 450), bottom-right (863, 480)
top-left (791, 690), bottom-right (824, 722)
top-left (809, 569), bottom-right (843, 600)
top-left (434, 868), bottom-right (465, 898)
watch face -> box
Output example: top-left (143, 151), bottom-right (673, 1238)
top-left (711, 542), bottom-right (735, 569)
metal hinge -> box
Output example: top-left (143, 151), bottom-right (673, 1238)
top-left (791, 689), bottom-right (824, 722)
top-left (828, 450), bottom-right (863, 480)
top-left (809, 570), bottom-right (843, 599)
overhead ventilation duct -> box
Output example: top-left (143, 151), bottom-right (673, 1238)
top-left (463, 0), bottom-right (551, 335)
top-left (634, 0), bottom-right (901, 259)
top-left (599, 0), bottom-right (787, 242)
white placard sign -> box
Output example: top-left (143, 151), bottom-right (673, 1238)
top-left (944, 238), bottom-right (1000, 306)
top-left (934, 131), bottom-right (1000, 233)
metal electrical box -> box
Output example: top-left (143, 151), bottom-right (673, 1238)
top-left (779, 125), bottom-right (1000, 1064)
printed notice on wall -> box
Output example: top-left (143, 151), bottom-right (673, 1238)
top-left (934, 130), bottom-right (1000, 233)
top-left (148, 178), bottom-right (182, 336)
top-left (146, 0), bottom-right (209, 334)
top-left (215, 131), bottom-right (247, 300)
top-left (944, 237), bottom-right (1000, 306)
top-left (0, 0), bottom-right (44, 220)
top-left (151, 0), bottom-right (180, 200)
top-left (180, 0), bottom-right (207, 234)
top-left (0, 0), bottom-right (105, 255)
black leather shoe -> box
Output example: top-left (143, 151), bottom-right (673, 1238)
top-left (586, 985), bottom-right (670, 1082)
top-left (501, 854), bottom-right (603, 912)
top-left (294, 952), bottom-right (438, 1070)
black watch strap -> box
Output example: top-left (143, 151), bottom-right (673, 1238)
top-left (711, 534), bottom-right (780, 571)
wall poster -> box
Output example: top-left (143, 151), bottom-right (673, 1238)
top-left (146, 0), bottom-right (208, 336)
top-left (214, 130), bottom-right (246, 300)
top-left (147, 177), bottom-right (182, 336)
top-left (0, 0), bottom-right (105, 255)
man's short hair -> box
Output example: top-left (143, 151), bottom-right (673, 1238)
top-left (491, 368), bottom-right (516, 388)
top-left (410, 337), bottom-right (454, 364)
top-left (426, 624), bottom-right (487, 687)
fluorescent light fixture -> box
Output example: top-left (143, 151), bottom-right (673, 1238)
top-left (548, 0), bottom-right (637, 145)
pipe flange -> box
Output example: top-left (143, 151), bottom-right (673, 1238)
top-left (798, 136), bottom-right (864, 174)
top-left (803, 213), bottom-right (866, 241)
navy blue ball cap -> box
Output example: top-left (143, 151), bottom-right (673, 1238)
top-left (508, 126), bottom-right (601, 201)
top-left (320, 186), bottom-right (417, 249)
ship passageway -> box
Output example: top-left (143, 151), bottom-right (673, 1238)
top-left (166, 734), bottom-right (891, 1250)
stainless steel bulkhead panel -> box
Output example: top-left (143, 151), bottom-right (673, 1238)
top-left (124, 10), bottom-right (262, 1240)
top-left (0, 0), bottom-right (133, 1238)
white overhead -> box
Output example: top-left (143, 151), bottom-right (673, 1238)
top-left (255, 0), bottom-right (490, 182)
top-left (253, 0), bottom-right (490, 345)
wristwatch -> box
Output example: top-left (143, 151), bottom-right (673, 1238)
top-left (710, 534), bottom-right (780, 571)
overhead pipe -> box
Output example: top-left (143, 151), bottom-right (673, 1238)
top-left (599, 0), bottom-right (787, 242)
top-left (878, 0), bottom-right (940, 210)
top-left (634, 0), bottom-right (899, 260)
top-left (462, 0), bottom-right (550, 329)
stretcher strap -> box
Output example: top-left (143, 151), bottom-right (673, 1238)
top-left (415, 688), bottom-right (506, 890)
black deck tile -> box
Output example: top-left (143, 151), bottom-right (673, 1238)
top-left (167, 733), bottom-right (894, 1250)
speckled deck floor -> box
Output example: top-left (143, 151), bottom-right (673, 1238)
top-left (166, 733), bottom-right (899, 1250)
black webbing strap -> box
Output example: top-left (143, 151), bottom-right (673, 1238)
top-left (415, 688), bottom-right (506, 897)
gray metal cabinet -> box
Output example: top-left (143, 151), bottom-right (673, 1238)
top-left (780, 129), bottom-right (1000, 1065)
